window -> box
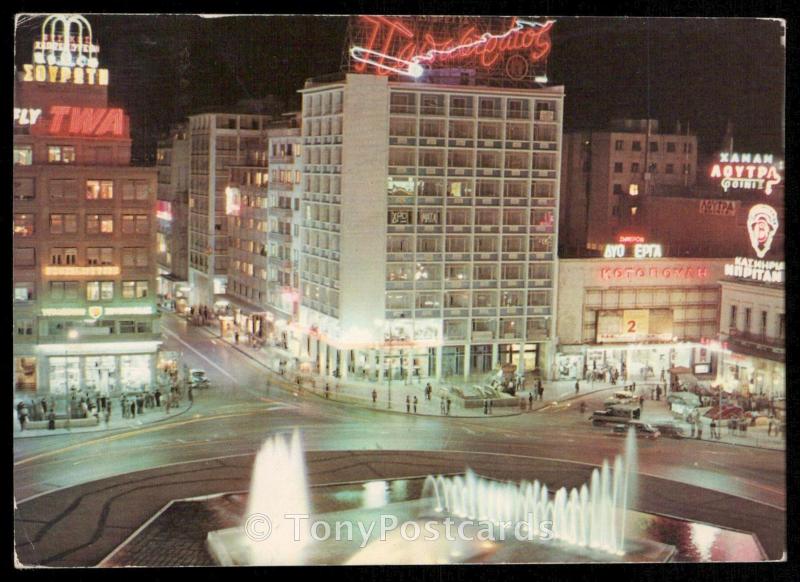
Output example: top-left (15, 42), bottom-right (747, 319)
top-left (122, 215), bottom-right (149, 234)
top-left (760, 310), bottom-right (768, 336)
top-left (613, 162), bottom-right (623, 173)
top-left (631, 162), bottom-right (640, 173)
top-left (86, 180), bottom-right (114, 200)
top-left (122, 281), bottom-right (149, 299)
top-left (629, 184), bottom-right (639, 196)
top-left (50, 247), bottom-right (78, 265)
top-left (446, 236), bottom-right (469, 253)
top-left (14, 248), bottom-right (35, 267)
top-left (14, 145), bottom-right (33, 165)
top-left (666, 142), bottom-right (676, 153)
top-left (649, 141), bottom-right (658, 152)
top-left (665, 163), bottom-right (675, 174)
top-left (13, 177), bottom-right (35, 200)
top-left (122, 247), bottom-right (149, 267)
top-left (50, 281), bottom-right (79, 300)
top-left (744, 307), bottom-right (751, 332)
top-left (16, 319), bottom-right (34, 336)
top-left (614, 140), bottom-right (624, 151)
top-left (122, 180), bottom-right (150, 201)
top-left (613, 184), bottom-right (624, 195)
top-left (119, 320), bottom-right (136, 334)
top-left (14, 214), bottom-right (35, 236)
top-left (50, 214), bottom-right (78, 234)
top-left (631, 141), bottom-right (642, 151)
top-left (14, 282), bottom-right (34, 302)
top-left (729, 305), bottom-right (738, 329)
top-left (87, 214), bottom-right (114, 234)
top-left (778, 313), bottom-right (785, 339)
top-left (49, 179), bottom-right (78, 200)
top-left (87, 247), bottom-right (113, 265)
top-left (87, 281), bottom-right (114, 301)
top-left (48, 145), bottom-right (76, 163)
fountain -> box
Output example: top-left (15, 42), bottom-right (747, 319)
top-left (205, 427), bottom-right (678, 564)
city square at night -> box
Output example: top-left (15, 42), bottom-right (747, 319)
top-left (11, 13), bottom-right (790, 571)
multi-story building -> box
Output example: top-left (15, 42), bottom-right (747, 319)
top-left (155, 122), bottom-right (190, 312)
top-left (560, 119), bottom-right (698, 255)
top-left (265, 113), bottom-right (303, 351)
top-left (186, 110), bottom-right (272, 308)
top-left (13, 15), bottom-right (159, 402)
top-left (295, 72), bottom-right (564, 383)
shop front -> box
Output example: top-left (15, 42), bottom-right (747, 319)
top-left (719, 350), bottom-right (784, 398)
top-left (14, 356), bottom-right (38, 393)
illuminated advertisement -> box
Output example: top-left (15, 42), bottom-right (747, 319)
top-left (13, 108), bottom-right (43, 126)
top-left (699, 199), bottom-right (737, 216)
top-left (722, 203), bottom-right (783, 283)
top-left (28, 105), bottom-right (129, 139)
top-left (225, 187), bottom-right (241, 216)
top-left (603, 243), bottom-right (662, 259)
top-left (709, 152), bottom-right (782, 195)
top-left (156, 200), bottom-right (173, 222)
top-left (746, 204), bottom-right (778, 258)
top-left (596, 309), bottom-right (673, 343)
top-left (348, 16), bottom-right (553, 82)
top-left (44, 266), bottom-right (120, 277)
top-left (21, 15), bottom-right (109, 86)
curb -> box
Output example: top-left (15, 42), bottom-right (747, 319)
top-left (12, 401), bottom-right (195, 440)
top-left (189, 322), bottom-right (523, 419)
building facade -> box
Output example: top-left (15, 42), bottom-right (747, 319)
top-left (156, 122), bottom-right (190, 312)
top-left (560, 119), bottom-right (698, 255)
top-left (186, 111), bottom-right (272, 307)
top-left (295, 73), bottom-right (564, 383)
top-left (13, 15), bottom-right (159, 402)
top-left (556, 257), bottom-right (728, 382)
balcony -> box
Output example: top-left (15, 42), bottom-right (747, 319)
top-left (727, 329), bottom-right (785, 360)
top-left (443, 307), bottom-right (469, 317)
top-left (472, 307), bottom-right (497, 317)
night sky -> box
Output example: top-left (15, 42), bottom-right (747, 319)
top-left (13, 15), bottom-right (786, 163)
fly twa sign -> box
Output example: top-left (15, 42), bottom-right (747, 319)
top-left (29, 105), bottom-right (129, 139)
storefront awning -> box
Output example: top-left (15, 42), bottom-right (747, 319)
top-left (214, 293), bottom-right (269, 316)
top-left (159, 273), bottom-right (186, 283)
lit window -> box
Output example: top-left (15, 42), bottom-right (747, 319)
top-left (86, 180), bottom-right (114, 199)
top-left (14, 146), bottom-right (33, 165)
top-left (48, 146), bottom-right (76, 164)
top-left (631, 206), bottom-right (638, 215)
top-left (14, 214), bottom-right (35, 236)
top-left (629, 184), bottom-right (639, 196)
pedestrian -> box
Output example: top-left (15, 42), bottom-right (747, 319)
top-left (483, 399), bottom-right (489, 415)
top-left (579, 401), bottom-right (587, 414)
top-left (440, 397), bottom-right (446, 415)
top-left (690, 420), bottom-right (696, 438)
top-left (537, 380), bottom-right (543, 400)
top-left (697, 423), bottom-right (703, 440)
top-left (446, 398), bottom-right (451, 416)
top-left (528, 392), bottom-right (534, 411)
top-left (632, 381), bottom-right (636, 393)
top-left (17, 404), bottom-right (28, 431)
top-left (130, 400), bottom-right (136, 419)
top-left (413, 395), bottom-right (418, 414)
top-left (656, 385), bottom-right (662, 401)
top-left (325, 383), bottom-right (330, 399)
top-left (136, 395), bottom-right (144, 415)
top-left (165, 397), bottom-right (171, 414)
top-left (425, 383), bottom-right (432, 400)
top-left (710, 419), bottom-right (717, 439)
top-left (188, 385), bottom-right (194, 404)
top-left (48, 409), bottom-right (56, 430)
top-left (234, 330), bottom-right (239, 344)
top-left (767, 418), bottom-right (773, 436)
top-left (155, 388), bottom-right (162, 407)
top-left (406, 395), bottom-right (411, 413)
top-left (41, 398), bottom-right (48, 415)
top-left (104, 403), bottom-right (111, 425)
top-left (575, 381), bottom-right (580, 394)
top-left (488, 399), bottom-right (493, 415)
top-left (372, 389), bottom-right (377, 405)
top-left (121, 397), bottom-right (127, 418)
top-left (639, 395), bottom-right (644, 409)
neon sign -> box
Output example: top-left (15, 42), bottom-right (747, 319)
top-left (21, 15), bottom-right (108, 85)
top-left (724, 257), bottom-right (784, 284)
top-left (156, 201), bottom-right (173, 222)
top-left (349, 16), bottom-right (554, 80)
top-left (30, 106), bottom-right (128, 138)
top-left (14, 108), bottom-right (43, 126)
top-left (709, 152), bottom-right (782, 195)
top-left (44, 266), bottom-right (120, 277)
top-left (600, 265), bottom-right (709, 281)
top-left (746, 204), bottom-right (778, 259)
top-left (603, 243), bottom-right (662, 259)
top-left (617, 234), bottom-right (645, 244)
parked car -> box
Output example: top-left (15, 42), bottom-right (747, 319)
top-left (651, 421), bottom-right (686, 439)
top-left (604, 390), bottom-right (637, 407)
top-left (590, 405), bottom-right (641, 426)
top-left (612, 421), bottom-right (661, 439)
top-left (188, 369), bottom-right (210, 389)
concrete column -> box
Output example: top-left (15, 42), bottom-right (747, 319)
top-left (318, 342), bottom-right (327, 377)
top-left (339, 349), bottom-right (348, 381)
top-left (435, 346), bottom-right (443, 381)
top-left (463, 343), bottom-right (471, 380)
top-left (378, 351), bottom-right (385, 382)
top-left (491, 343), bottom-right (499, 370)
top-left (328, 346), bottom-right (336, 378)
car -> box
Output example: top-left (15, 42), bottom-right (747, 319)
top-left (704, 404), bottom-right (744, 420)
top-left (651, 422), bottom-right (686, 439)
top-left (603, 390), bottom-right (637, 407)
top-left (590, 405), bottom-right (641, 426)
top-left (188, 369), bottom-right (210, 389)
top-left (612, 421), bottom-right (661, 439)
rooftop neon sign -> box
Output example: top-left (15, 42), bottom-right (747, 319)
top-left (709, 152), bottom-right (782, 196)
top-left (349, 16), bottom-right (554, 80)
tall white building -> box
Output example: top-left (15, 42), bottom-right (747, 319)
top-left (295, 73), bottom-right (564, 383)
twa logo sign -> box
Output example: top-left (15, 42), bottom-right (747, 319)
top-left (30, 105), bottom-right (129, 139)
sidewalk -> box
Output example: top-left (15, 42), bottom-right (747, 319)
top-left (13, 398), bottom-right (193, 439)
top-left (638, 397), bottom-right (786, 451)
top-left (189, 319), bottom-right (606, 418)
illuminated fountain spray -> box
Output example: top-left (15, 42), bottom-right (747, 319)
top-left (244, 430), bottom-right (311, 565)
top-left (423, 429), bottom-right (638, 555)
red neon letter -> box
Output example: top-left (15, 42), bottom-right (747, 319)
top-left (49, 106), bottom-right (72, 134)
